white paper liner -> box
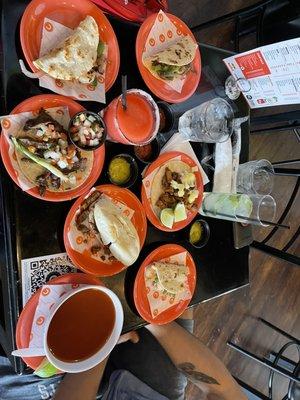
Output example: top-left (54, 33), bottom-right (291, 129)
top-left (67, 190), bottom-right (135, 264)
top-left (142, 10), bottom-right (195, 93)
top-left (144, 251), bottom-right (192, 318)
top-left (0, 107), bottom-right (70, 191)
top-left (21, 18), bottom-right (107, 103)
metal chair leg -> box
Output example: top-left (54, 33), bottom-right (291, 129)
top-left (250, 242), bottom-right (300, 266)
top-left (258, 319), bottom-right (300, 344)
top-left (273, 168), bottom-right (300, 177)
top-left (227, 342), bottom-right (300, 384)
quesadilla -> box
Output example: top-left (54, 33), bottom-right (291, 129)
top-left (33, 16), bottom-right (104, 84)
top-left (143, 36), bottom-right (197, 81)
top-left (12, 109), bottom-right (93, 196)
top-left (146, 261), bottom-right (189, 294)
top-left (93, 197), bottom-right (140, 266)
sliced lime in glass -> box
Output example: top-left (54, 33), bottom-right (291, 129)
top-left (174, 203), bottom-right (187, 222)
top-left (237, 194), bottom-right (253, 219)
top-left (160, 208), bottom-right (174, 229)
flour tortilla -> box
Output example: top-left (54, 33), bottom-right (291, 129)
top-left (93, 197), bottom-right (140, 266)
top-left (151, 262), bottom-right (188, 294)
top-left (146, 36), bottom-right (197, 67)
top-left (143, 36), bottom-right (197, 81)
top-left (150, 160), bottom-right (192, 216)
top-left (33, 16), bottom-right (99, 83)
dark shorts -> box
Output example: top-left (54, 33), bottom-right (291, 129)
top-left (101, 319), bottom-right (194, 400)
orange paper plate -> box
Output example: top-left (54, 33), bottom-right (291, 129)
top-left (141, 151), bottom-right (203, 232)
top-left (20, 0), bottom-right (120, 91)
top-left (0, 94), bottom-right (105, 202)
top-left (16, 273), bottom-right (103, 370)
top-left (136, 12), bottom-right (201, 103)
top-left (134, 244), bottom-right (196, 324)
top-left (64, 185), bottom-right (147, 277)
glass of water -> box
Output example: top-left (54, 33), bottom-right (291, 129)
top-left (225, 76), bottom-right (251, 100)
top-left (237, 159), bottom-right (274, 195)
top-left (178, 98), bottom-right (234, 143)
top-left (200, 192), bottom-right (276, 227)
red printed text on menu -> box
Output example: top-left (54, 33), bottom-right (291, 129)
top-left (223, 38), bottom-right (300, 108)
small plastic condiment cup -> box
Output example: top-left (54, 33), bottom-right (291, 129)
top-left (68, 111), bottom-right (107, 151)
top-left (108, 153), bottom-right (138, 189)
top-left (157, 101), bottom-right (175, 133)
top-left (188, 219), bottom-right (210, 249)
top-left (133, 138), bottom-right (160, 164)
top-left (40, 285), bottom-right (123, 373)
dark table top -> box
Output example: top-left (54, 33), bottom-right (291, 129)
top-left (0, 0), bottom-right (250, 374)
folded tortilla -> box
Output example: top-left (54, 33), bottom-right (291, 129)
top-left (93, 197), bottom-right (140, 267)
top-left (143, 36), bottom-right (197, 81)
top-left (150, 160), bottom-right (192, 216)
top-left (33, 16), bottom-right (99, 83)
top-left (15, 112), bottom-right (93, 192)
top-left (151, 262), bottom-right (188, 294)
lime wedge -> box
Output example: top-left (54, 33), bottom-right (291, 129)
top-left (174, 203), bottom-right (187, 222)
top-left (160, 208), bottom-right (174, 229)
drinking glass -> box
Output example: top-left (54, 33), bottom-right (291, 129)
top-left (178, 98), bottom-right (234, 143)
top-left (200, 192), bottom-right (276, 227)
top-left (237, 159), bottom-right (274, 195)
top-left (225, 76), bottom-right (251, 100)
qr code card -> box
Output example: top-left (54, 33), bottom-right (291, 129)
top-left (21, 252), bottom-right (77, 306)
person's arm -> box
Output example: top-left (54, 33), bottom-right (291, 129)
top-left (53, 331), bottom-right (139, 400)
top-left (53, 358), bottom-right (107, 400)
top-left (146, 322), bottom-right (246, 400)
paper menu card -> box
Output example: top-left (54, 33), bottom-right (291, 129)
top-left (223, 38), bottom-right (300, 108)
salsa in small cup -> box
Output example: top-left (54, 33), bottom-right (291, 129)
top-left (68, 111), bottom-right (106, 151)
top-left (108, 154), bottom-right (138, 188)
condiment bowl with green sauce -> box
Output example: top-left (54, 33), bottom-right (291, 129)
top-left (188, 219), bottom-right (210, 249)
top-left (108, 154), bottom-right (138, 189)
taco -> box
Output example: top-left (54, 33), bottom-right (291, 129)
top-left (150, 261), bottom-right (189, 294)
top-left (33, 16), bottom-right (106, 84)
top-left (75, 191), bottom-right (140, 267)
top-left (143, 36), bottom-right (197, 81)
top-left (12, 109), bottom-right (93, 196)
top-left (150, 160), bottom-right (199, 229)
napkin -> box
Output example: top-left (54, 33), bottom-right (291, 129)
top-left (29, 283), bottom-right (87, 377)
top-left (142, 10), bottom-right (193, 93)
top-left (161, 132), bottom-right (209, 185)
top-left (0, 107), bottom-right (70, 191)
top-left (212, 139), bottom-right (232, 193)
top-left (67, 189), bottom-right (135, 264)
top-left (144, 251), bottom-right (192, 318)
top-left (20, 18), bottom-right (107, 103)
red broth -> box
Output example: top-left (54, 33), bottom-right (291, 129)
top-left (47, 289), bottom-right (115, 363)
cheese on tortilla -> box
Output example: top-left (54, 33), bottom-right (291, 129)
top-left (151, 262), bottom-right (188, 294)
top-left (93, 197), bottom-right (140, 267)
top-left (33, 16), bottom-right (99, 83)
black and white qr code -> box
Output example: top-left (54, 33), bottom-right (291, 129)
top-left (30, 256), bottom-right (76, 294)
top-left (22, 253), bottom-right (77, 305)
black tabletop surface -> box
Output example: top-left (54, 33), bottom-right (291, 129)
top-left (1, 0), bottom-right (250, 373)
